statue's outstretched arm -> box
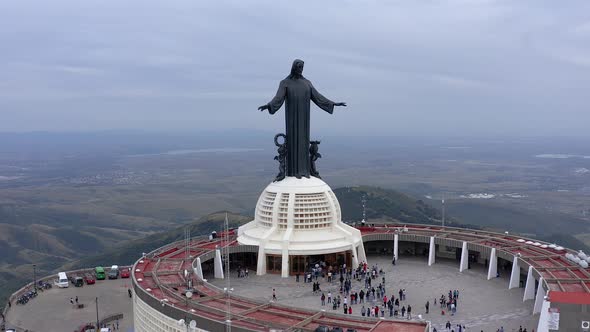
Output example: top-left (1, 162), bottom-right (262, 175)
top-left (310, 83), bottom-right (345, 113)
top-left (261, 80), bottom-right (287, 114)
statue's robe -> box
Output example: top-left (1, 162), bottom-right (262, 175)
top-left (267, 77), bottom-right (335, 178)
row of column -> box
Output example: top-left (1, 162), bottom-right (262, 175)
top-left (198, 238), bottom-right (547, 322)
top-left (391, 236), bottom-right (547, 317)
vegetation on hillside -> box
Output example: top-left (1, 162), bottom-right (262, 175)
top-left (64, 212), bottom-right (251, 271)
top-left (335, 186), bottom-right (439, 223)
top-left (2, 185), bottom-right (588, 312)
top-left (333, 186), bottom-right (474, 228)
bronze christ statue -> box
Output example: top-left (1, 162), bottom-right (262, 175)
top-left (258, 59), bottom-right (346, 179)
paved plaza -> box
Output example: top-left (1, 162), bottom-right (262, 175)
top-left (5, 277), bottom-right (134, 332)
top-left (209, 255), bottom-right (538, 331)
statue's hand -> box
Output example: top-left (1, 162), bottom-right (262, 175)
top-left (334, 102), bottom-right (347, 107)
top-left (258, 104), bottom-right (270, 112)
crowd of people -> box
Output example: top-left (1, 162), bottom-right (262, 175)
top-left (236, 266), bottom-right (249, 278)
top-left (436, 289), bottom-right (460, 315)
top-left (296, 259), bottom-right (423, 321)
top-left (264, 256), bottom-right (533, 331)
top-left (432, 325), bottom-right (533, 332)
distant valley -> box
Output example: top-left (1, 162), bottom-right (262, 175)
top-left (0, 131), bottom-right (589, 309)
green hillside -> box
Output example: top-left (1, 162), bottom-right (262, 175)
top-left (3, 186), bottom-right (587, 312)
top-left (63, 211), bottom-right (251, 271)
top-left (335, 186), bottom-right (439, 223)
top-left (63, 188), bottom-right (464, 272)
top-left (0, 211), bottom-right (251, 311)
top-left (334, 186), bottom-right (470, 227)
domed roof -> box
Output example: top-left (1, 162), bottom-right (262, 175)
top-left (255, 177), bottom-right (341, 230)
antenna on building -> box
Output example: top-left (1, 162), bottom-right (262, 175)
top-left (361, 194), bottom-right (367, 225)
top-left (185, 226), bottom-right (191, 290)
top-left (442, 193), bottom-right (445, 228)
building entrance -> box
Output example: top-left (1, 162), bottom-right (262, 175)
top-left (266, 255), bottom-right (282, 274)
top-left (288, 251), bottom-right (352, 275)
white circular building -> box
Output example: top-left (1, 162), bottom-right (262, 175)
top-left (238, 177), bottom-right (367, 277)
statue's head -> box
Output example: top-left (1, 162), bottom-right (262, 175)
top-left (289, 59), bottom-right (304, 79)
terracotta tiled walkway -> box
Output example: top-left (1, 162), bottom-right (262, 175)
top-left (209, 256), bottom-right (538, 331)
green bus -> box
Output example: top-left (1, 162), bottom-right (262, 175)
top-left (95, 266), bottom-right (106, 280)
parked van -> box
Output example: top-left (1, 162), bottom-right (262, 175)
top-left (55, 272), bottom-right (69, 288)
top-left (95, 266), bottom-right (106, 280)
top-left (108, 265), bottom-right (119, 279)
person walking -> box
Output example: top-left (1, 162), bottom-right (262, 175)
top-left (75, 296), bottom-right (78, 304)
top-left (407, 304), bottom-right (412, 319)
top-left (425, 300), bottom-right (429, 314)
top-left (327, 291), bottom-right (332, 303)
top-left (321, 293), bottom-right (326, 306)
top-left (272, 288), bottom-right (277, 301)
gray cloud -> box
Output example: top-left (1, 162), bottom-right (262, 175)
top-left (0, 0), bottom-right (589, 136)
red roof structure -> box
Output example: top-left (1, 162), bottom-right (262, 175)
top-left (133, 223), bottom-right (590, 331)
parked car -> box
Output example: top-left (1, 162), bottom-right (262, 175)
top-left (84, 273), bottom-right (96, 285)
top-left (108, 265), bottom-right (119, 279)
top-left (120, 268), bottom-right (130, 278)
top-left (95, 266), bottom-right (106, 280)
top-left (76, 323), bottom-right (96, 332)
top-left (73, 276), bottom-right (84, 287)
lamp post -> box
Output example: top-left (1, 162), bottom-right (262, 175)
top-left (224, 213), bottom-right (232, 332)
top-left (95, 297), bottom-right (100, 330)
top-left (178, 319), bottom-right (197, 332)
top-left (223, 287), bottom-right (234, 332)
top-left (177, 291), bottom-right (197, 332)
top-left (33, 264), bottom-right (37, 292)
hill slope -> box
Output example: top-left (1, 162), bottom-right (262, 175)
top-left (0, 211), bottom-right (251, 311)
top-left (334, 186), bottom-right (470, 227)
top-left (4, 186), bottom-right (587, 311)
top-left (63, 212), bottom-right (251, 271)
top-left (63, 187), bottom-right (452, 273)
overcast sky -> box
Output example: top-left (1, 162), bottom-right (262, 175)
top-left (1, 0), bottom-right (589, 136)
